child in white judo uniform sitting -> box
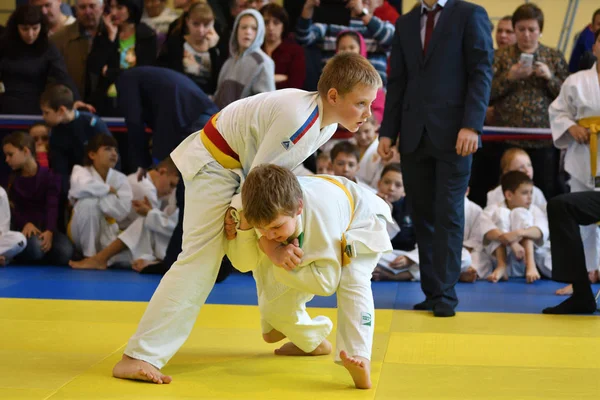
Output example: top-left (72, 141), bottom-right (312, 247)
top-left (479, 171), bottom-right (551, 283)
top-left (69, 157), bottom-right (179, 270)
top-left (354, 116), bottom-right (383, 190)
top-left (227, 164), bottom-right (392, 389)
top-left (68, 134), bottom-right (132, 259)
top-left (0, 186), bottom-right (27, 265)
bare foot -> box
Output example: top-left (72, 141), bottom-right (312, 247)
top-left (262, 329), bottom-right (286, 343)
top-left (112, 354), bottom-right (172, 384)
top-left (274, 339), bottom-right (332, 356)
top-left (589, 270), bottom-right (599, 284)
top-left (487, 265), bottom-right (508, 283)
top-left (340, 350), bottom-right (371, 389)
top-left (69, 256), bottom-right (107, 270)
top-left (459, 267), bottom-right (477, 283)
top-left (525, 265), bottom-right (540, 284)
top-left (556, 284), bottom-right (573, 296)
top-left (132, 258), bottom-right (160, 273)
top-left (0, 255), bottom-right (5, 266)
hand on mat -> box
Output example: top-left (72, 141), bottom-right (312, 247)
top-left (456, 128), bottom-right (478, 156)
top-left (22, 222), bottom-right (41, 238)
top-left (132, 197), bottom-right (152, 216)
top-left (568, 125), bottom-right (590, 144)
top-left (224, 207), bottom-right (238, 240)
top-left (377, 137), bottom-right (394, 162)
top-left (39, 231), bottom-right (53, 253)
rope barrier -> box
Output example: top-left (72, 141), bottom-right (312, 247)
top-left (0, 115), bottom-right (554, 140)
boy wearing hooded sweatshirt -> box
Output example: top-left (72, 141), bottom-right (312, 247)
top-left (213, 9), bottom-right (275, 109)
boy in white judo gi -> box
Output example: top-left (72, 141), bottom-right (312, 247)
top-left (68, 134), bottom-right (132, 259)
top-left (354, 116), bottom-right (383, 189)
top-left (112, 52), bottom-right (383, 384)
top-left (227, 164), bottom-right (392, 389)
top-left (549, 30), bottom-right (600, 295)
top-left (0, 186), bottom-right (27, 265)
top-left (479, 171), bottom-right (551, 283)
top-left (69, 157), bottom-right (180, 270)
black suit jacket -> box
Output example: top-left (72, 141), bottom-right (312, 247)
top-left (380, 0), bottom-right (493, 153)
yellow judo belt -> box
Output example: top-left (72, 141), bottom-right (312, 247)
top-left (577, 117), bottom-right (600, 182)
top-left (313, 175), bottom-right (355, 266)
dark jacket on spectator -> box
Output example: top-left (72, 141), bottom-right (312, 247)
top-left (116, 66), bottom-right (219, 173)
top-left (263, 38), bottom-right (306, 90)
top-left (390, 197), bottom-right (416, 251)
top-left (0, 42), bottom-right (79, 114)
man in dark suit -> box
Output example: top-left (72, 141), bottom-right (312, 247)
top-left (379, 0), bottom-right (493, 317)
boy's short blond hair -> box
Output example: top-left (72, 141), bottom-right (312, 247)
top-left (242, 164), bottom-right (303, 228)
top-left (317, 53), bottom-right (382, 97)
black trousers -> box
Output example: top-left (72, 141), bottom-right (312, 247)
top-left (548, 191), bottom-right (600, 283)
top-left (401, 133), bottom-right (471, 308)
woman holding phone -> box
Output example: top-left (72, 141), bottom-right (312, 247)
top-left (489, 3), bottom-right (569, 199)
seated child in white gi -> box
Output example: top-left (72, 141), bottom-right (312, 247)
top-left (0, 186), bottom-right (27, 265)
top-left (486, 148), bottom-right (547, 211)
top-left (68, 134), bottom-right (132, 259)
top-left (228, 164), bottom-right (392, 389)
top-left (479, 171), bottom-right (551, 283)
top-left (354, 116), bottom-right (383, 189)
top-left (330, 141), bottom-right (376, 192)
top-left (69, 157), bottom-right (179, 270)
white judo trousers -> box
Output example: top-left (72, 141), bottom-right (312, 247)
top-left (123, 90), bottom-right (339, 368)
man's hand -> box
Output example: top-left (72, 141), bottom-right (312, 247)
top-left (261, 237), bottom-right (303, 271)
top-left (456, 128), bottom-right (478, 156)
top-left (39, 231), bottom-right (53, 253)
top-left (22, 223), bottom-right (41, 238)
top-left (302, 0), bottom-right (320, 18)
top-left (132, 196), bottom-right (152, 216)
top-left (568, 125), bottom-right (590, 144)
top-left (224, 207), bottom-right (238, 240)
top-left (377, 136), bottom-right (394, 162)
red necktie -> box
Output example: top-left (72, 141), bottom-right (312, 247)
top-left (423, 6), bottom-right (441, 54)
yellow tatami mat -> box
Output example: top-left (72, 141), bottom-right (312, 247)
top-left (1, 298), bottom-right (598, 399)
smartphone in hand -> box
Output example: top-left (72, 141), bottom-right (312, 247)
top-left (519, 53), bottom-right (534, 68)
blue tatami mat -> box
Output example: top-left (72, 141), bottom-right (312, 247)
top-left (0, 265), bottom-right (598, 314)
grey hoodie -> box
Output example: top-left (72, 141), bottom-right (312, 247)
top-left (213, 9), bottom-right (275, 109)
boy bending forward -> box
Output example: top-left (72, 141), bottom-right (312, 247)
top-left (228, 164), bottom-right (393, 389)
